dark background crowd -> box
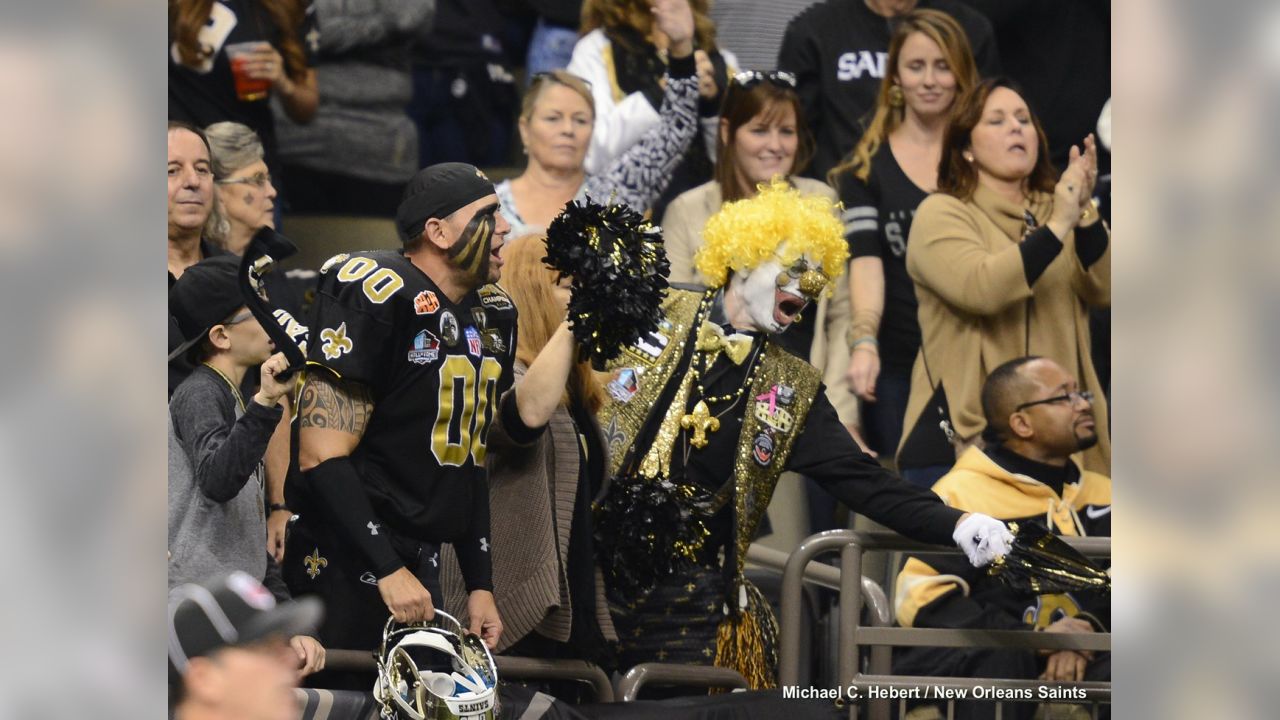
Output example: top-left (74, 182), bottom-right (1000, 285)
top-left (168, 2), bottom-right (1111, 718)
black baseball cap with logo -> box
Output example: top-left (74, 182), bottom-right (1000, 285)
top-left (168, 255), bottom-right (249, 362)
top-left (167, 571), bottom-right (322, 682)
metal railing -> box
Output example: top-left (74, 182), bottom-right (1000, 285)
top-left (778, 530), bottom-right (1111, 719)
top-left (323, 648), bottom-right (615, 702)
top-left (614, 664), bottom-right (748, 701)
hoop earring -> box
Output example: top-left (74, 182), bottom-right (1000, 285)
top-left (887, 85), bottom-right (904, 108)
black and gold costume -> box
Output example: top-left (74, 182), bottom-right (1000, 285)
top-left (596, 287), bottom-right (964, 687)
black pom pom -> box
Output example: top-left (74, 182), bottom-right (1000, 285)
top-left (594, 473), bottom-right (712, 602)
top-left (544, 196), bottom-right (669, 369)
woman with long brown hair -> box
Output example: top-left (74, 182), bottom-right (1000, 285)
top-left (903, 77), bottom-right (1110, 483)
top-left (827, 9), bottom-right (978, 484)
top-left (169, 0), bottom-right (319, 209)
top-left (440, 234), bottom-right (617, 665)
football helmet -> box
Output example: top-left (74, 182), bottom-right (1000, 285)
top-left (373, 611), bottom-right (499, 720)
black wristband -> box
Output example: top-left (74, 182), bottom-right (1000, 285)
top-left (667, 53), bottom-right (697, 79)
top-left (268, 503), bottom-right (290, 514)
top-left (304, 456), bottom-right (404, 578)
top-left (1074, 220), bottom-right (1109, 269)
top-left (499, 388), bottom-right (546, 446)
top-left (1019, 226), bottom-right (1064, 286)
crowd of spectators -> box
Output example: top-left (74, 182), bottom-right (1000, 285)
top-left (168, 0), bottom-right (1112, 716)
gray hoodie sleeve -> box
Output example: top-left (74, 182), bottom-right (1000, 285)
top-left (169, 370), bottom-right (283, 504)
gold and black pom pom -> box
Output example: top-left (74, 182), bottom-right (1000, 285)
top-left (544, 196), bottom-right (669, 369)
top-left (988, 522), bottom-right (1111, 595)
top-left (594, 473), bottom-right (712, 602)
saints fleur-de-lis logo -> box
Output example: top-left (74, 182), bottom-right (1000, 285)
top-left (320, 322), bottom-right (352, 360)
top-left (304, 548), bottom-right (328, 579)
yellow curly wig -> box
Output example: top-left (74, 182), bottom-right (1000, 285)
top-left (694, 179), bottom-right (849, 291)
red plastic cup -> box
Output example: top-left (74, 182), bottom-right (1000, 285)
top-left (225, 42), bottom-right (271, 102)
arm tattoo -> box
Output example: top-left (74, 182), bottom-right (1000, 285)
top-left (299, 373), bottom-right (374, 436)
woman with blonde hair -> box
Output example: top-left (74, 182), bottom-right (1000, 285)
top-left (497, 0), bottom-right (700, 237)
top-left (441, 234), bottom-right (617, 664)
top-left (828, 9), bottom-right (978, 484)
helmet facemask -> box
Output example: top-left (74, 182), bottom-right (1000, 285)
top-left (374, 612), bottom-right (499, 720)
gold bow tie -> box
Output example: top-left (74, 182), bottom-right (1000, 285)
top-left (696, 322), bottom-right (754, 365)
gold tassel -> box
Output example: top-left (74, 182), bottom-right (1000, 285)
top-left (712, 583), bottom-right (779, 691)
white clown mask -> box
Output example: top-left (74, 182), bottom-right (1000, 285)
top-left (727, 247), bottom-right (828, 334)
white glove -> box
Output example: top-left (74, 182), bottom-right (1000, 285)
top-left (953, 513), bottom-right (1014, 567)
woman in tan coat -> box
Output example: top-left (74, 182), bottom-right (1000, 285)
top-left (441, 234), bottom-right (616, 662)
top-left (901, 77), bottom-right (1110, 484)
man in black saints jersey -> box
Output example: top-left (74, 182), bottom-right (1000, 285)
top-left (286, 163), bottom-right (515, 664)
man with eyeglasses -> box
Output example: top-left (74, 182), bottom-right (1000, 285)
top-left (893, 355), bottom-right (1112, 720)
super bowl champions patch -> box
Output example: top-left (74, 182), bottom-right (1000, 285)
top-left (753, 383), bottom-right (796, 433)
top-left (407, 329), bottom-right (441, 365)
top-left (477, 285), bottom-right (513, 311)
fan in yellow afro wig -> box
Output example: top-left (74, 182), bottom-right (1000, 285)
top-left (693, 179), bottom-right (848, 292)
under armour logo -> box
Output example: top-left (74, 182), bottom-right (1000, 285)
top-left (479, 537), bottom-right (489, 553)
top-left (367, 521), bottom-right (380, 535)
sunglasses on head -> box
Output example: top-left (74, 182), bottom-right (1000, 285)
top-left (732, 70), bottom-right (797, 89)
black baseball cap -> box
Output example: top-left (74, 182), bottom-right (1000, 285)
top-left (167, 571), bottom-right (322, 679)
top-left (168, 255), bottom-right (248, 362)
top-left (395, 162), bottom-right (496, 243)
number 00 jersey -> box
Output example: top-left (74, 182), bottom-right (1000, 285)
top-left (302, 250), bottom-right (517, 546)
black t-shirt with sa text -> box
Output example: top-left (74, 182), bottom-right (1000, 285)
top-left (778, 0), bottom-right (999, 180)
top-left (837, 146), bottom-right (929, 375)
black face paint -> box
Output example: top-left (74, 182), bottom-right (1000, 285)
top-left (448, 204), bottom-right (497, 285)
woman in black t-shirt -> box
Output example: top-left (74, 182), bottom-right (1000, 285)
top-left (169, 0), bottom-right (319, 210)
top-left (828, 10), bottom-right (978, 487)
